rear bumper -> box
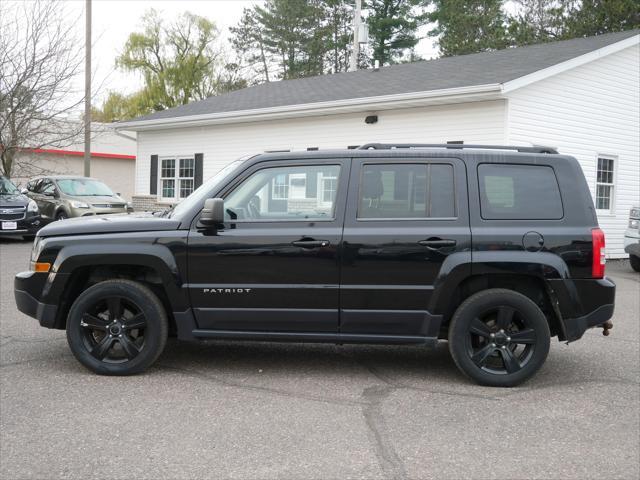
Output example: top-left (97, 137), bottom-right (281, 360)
top-left (550, 277), bottom-right (616, 342)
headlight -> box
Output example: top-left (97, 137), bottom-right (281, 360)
top-left (630, 219), bottom-right (639, 229)
top-left (27, 199), bottom-right (38, 212)
top-left (630, 208), bottom-right (640, 219)
top-left (70, 200), bottom-right (90, 208)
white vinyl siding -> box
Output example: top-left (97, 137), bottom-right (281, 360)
top-left (135, 99), bottom-right (506, 198)
top-left (506, 45), bottom-right (640, 257)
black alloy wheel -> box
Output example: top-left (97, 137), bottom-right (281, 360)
top-left (448, 289), bottom-right (550, 387)
top-left (80, 296), bottom-right (147, 363)
top-left (66, 279), bottom-right (168, 375)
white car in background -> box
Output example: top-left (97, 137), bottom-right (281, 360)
top-left (624, 206), bottom-right (640, 272)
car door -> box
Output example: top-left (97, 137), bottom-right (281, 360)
top-left (35, 179), bottom-right (58, 220)
top-left (340, 156), bottom-right (471, 337)
top-left (187, 158), bottom-right (349, 333)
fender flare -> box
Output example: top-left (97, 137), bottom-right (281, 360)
top-left (47, 243), bottom-right (188, 310)
top-left (428, 250), bottom-right (570, 319)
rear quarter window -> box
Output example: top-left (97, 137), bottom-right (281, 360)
top-left (478, 164), bottom-right (563, 220)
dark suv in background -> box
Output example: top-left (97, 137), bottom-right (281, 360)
top-left (0, 175), bottom-right (41, 239)
top-left (14, 144), bottom-right (616, 387)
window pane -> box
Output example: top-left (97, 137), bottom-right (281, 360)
top-left (478, 164), bottom-right (563, 220)
top-left (358, 163), bottom-right (455, 219)
top-left (161, 159), bottom-right (175, 178)
top-left (596, 184), bottom-right (611, 210)
top-left (180, 158), bottom-right (194, 178)
top-left (180, 179), bottom-right (194, 198)
top-left (225, 165), bottom-right (341, 221)
top-left (162, 179), bottom-right (175, 198)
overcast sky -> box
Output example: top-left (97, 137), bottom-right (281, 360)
top-left (8, 0), bottom-right (438, 105)
top-left (74, 0), bottom-right (439, 103)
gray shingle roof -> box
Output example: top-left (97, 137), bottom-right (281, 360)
top-left (124, 30), bottom-right (638, 124)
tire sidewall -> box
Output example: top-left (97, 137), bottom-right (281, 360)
top-left (66, 281), bottom-right (167, 375)
top-left (449, 289), bottom-right (551, 387)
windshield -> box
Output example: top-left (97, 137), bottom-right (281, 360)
top-left (56, 178), bottom-right (114, 196)
top-left (0, 176), bottom-right (20, 195)
top-left (167, 159), bottom-right (246, 218)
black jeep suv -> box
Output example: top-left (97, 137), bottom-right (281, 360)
top-left (14, 144), bottom-right (616, 386)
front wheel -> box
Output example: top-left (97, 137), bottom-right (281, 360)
top-left (630, 255), bottom-right (640, 273)
top-left (66, 279), bottom-right (168, 375)
top-left (56, 211), bottom-right (68, 221)
top-left (448, 289), bottom-right (550, 387)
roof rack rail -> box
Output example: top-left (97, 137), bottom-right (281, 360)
top-left (357, 143), bottom-right (558, 154)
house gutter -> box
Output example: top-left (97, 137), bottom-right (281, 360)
top-left (115, 83), bottom-right (503, 132)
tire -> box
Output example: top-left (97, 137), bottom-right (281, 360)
top-left (448, 288), bottom-right (551, 387)
top-left (66, 279), bottom-right (168, 375)
top-left (56, 211), bottom-right (68, 221)
top-left (630, 255), bottom-right (640, 273)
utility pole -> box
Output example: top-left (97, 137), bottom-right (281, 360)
top-left (349, 0), bottom-right (362, 72)
top-left (84, 0), bottom-right (91, 177)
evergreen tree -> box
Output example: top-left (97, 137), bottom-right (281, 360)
top-left (365, 0), bottom-right (427, 65)
top-left (230, 8), bottom-right (274, 83)
top-left (564, 0), bottom-right (640, 37)
top-left (428, 0), bottom-right (508, 56)
top-left (507, 0), bottom-right (568, 46)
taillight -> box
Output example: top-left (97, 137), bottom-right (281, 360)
top-left (592, 228), bottom-right (606, 278)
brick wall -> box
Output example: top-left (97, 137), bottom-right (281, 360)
top-left (131, 195), bottom-right (166, 212)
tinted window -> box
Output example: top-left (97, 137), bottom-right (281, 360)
top-left (40, 180), bottom-right (55, 195)
top-left (225, 164), bottom-right (341, 221)
top-left (358, 163), bottom-right (455, 219)
top-left (478, 164), bottom-right (563, 220)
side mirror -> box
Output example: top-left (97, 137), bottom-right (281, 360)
top-left (200, 198), bottom-right (224, 226)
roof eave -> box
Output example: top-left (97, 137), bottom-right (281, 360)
top-left (115, 83), bottom-right (503, 132)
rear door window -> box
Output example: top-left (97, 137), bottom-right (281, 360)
top-left (478, 164), bottom-right (563, 220)
top-left (358, 163), bottom-right (455, 219)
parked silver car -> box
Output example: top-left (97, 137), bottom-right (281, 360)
top-left (624, 206), bottom-right (639, 272)
top-left (24, 176), bottom-right (130, 221)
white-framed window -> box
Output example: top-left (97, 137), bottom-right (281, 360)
top-left (595, 155), bottom-right (616, 211)
top-left (272, 174), bottom-right (288, 199)
top-left (319, 173), bottom-right (338, 207)
top-left (160, 156), bottom-right (195, 202)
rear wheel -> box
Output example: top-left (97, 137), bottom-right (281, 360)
top-left (66, 279), bottom-right (168, 375)
top-left (448, 289), bottom-right (550, 387)
top-left (630, 255), bottom-right (640, 273)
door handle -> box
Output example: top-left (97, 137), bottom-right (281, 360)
top-left (418, 239), bottom-right (457, 248)
top-left (292, 239), bottom-right (330, 248)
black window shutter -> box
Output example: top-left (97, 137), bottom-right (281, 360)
top-left (150, 155), bottom-right (158, 195)
top-left (194, 153), bottom-right (204, 188)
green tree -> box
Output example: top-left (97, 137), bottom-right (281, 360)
top-left (507, 0), bottom-right (568, 46)
top-left (323, 0), bottom-right (353, 73)
top-left (116, 9), bottom-right (239, 114)
top-left (365, 0), bottom-right (427, 65)
top-left (230, 7), bottom-right (274, 83)
top-left (564, 0), bottom-right (640, 36)
top-left (255, 0), bottom-right (328, 79)
top-left (428, 0), bottom-right (508, 56)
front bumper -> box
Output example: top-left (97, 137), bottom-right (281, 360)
top-left (549, 277), bottom-right (616, 342)
top-left (0, 215), bottom-right (42, 236)
top-left (14, 271), bottom-right (60, 328)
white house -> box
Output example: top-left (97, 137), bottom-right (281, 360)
top-left (117, 30), bottom-right (639, 257)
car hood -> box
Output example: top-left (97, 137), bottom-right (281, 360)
top-left (68, 195), bottom-right (126, 205)
top-left (0, 193), bottom-right (29, 207)
top-left (37, 212), bottom-right (181, 237)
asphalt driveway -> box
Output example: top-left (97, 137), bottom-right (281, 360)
top-left (1, 237), bottom-right (639, 480)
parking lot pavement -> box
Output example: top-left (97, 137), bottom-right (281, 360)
top-left (0, 237), bottom-right (638, 480)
